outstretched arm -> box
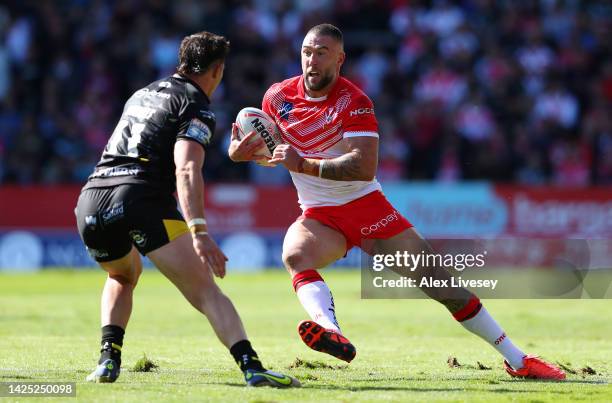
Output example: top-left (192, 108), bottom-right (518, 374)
top-left (174, 140), bottom-right (227, 278)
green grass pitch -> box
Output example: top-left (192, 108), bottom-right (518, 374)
top-left (0, 269), bottom-right (610, 402)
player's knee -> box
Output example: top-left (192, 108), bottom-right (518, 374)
top-left (108, 271), bottom-right (139, 287)
top-left (179, 271), bottom-right (220, 304)
top-left (128, 262), bottom-right (143, 285)
top-left (282, 249), bottom-right (305, 272)
top-left (133, 263), bottom-right (143, 280)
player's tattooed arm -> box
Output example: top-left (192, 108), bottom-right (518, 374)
top-left (318, 136), bottom-right (378, 181)
top-left (270, 136), bottom-right (378, 181)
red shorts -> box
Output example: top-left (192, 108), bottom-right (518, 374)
top-left (300, 190), bottom-right (413, 254)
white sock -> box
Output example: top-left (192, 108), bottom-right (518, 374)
top-left (460, 306), bottom-right (525, 369)
top-left (296, 281), bottom-right (341, 333)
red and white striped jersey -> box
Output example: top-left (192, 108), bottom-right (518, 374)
top-left (262, 75), bottom-right (381, 209)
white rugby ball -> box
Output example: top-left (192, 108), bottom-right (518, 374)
top-left (235, 107), bottom-right (283, 158)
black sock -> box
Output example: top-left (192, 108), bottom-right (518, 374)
top-left (99, 325), bottom-right (124, 366)
top-left (230, 340), bottom-right (265, 372)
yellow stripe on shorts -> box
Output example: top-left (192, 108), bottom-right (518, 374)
top-left (163, 219), bottom-right (189, 241)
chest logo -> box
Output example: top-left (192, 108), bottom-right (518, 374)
top-left (324, 107), bottom-right (337, 125)
top-left (279, 101), bottom-right (293, 120)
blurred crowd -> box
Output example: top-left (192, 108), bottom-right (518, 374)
top-left (0, 0), bottom-right (611, 186)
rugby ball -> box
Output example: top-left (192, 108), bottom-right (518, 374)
top-left (235, 107), bottom-right (283, 158)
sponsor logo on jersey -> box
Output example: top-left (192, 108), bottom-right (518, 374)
top-left (296, 105), bottom-right (320, 113)
top-left (158, 81), bottom-right (171, 88)
top-left (91, 167), bottom-right (143, 178)
top-left (349, 107), bottom-right (374, 117)
top-left (199, 110), bottom-right (216, 121)
top-left (134, 88), bottom-right (171, 99)
top-left (129, 230), bottom-right (147, 247)
top-left (85, 215), bottom-right (97, 227)
top-left (101, 202), bottom-right (124, 224)
top-left (361, 210), bottom-right (400, 235)
top-left (279, 101), bottom-right (293, 120)
top-left (251, 118), bottom-right (277, 153)
top-left (185, 118), bottom-right (213, 145)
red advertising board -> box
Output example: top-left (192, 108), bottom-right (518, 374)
top-left (0, 184), bottom-right (610, 236)
top-left (0, 186), bottom-right (83, 229)
top-left (0, 185), bottom-right (301, 232)
top-left (201, 185), bottom-right (300, 232)
top-left (495, 186), bottom-right (612, 237)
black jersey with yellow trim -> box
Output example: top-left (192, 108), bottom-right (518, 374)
top-left (84, 74), bottom-right (215, 193)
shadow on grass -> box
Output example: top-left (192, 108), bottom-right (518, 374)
top-left (210, 380), bottom-right (571, 394)
top-left (206, 373), bottom-right (608, 393)
top-left (299, 384), bottom-right (572, 393)
top-left (213, 382), bottom-right (543, 393)
top-left (352, 377), bottom-right (607, 385)
top-left (0, 374), bottom-right (35, 380)
top-left (498, 378), bottom-right (609, 385)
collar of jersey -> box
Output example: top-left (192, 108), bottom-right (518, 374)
top-left (305, 94), bottom-right (328, 102)
top-left (172, 73), bottom-right (211, 104)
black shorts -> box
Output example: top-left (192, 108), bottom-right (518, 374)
top-left (75, 184), bottom-right (189, 262)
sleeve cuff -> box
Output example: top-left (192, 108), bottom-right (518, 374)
top-left (343, 131), bottom-right (379, 138)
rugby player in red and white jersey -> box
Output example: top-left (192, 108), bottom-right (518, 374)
top-left (229, 24), bottom-right (564, 380)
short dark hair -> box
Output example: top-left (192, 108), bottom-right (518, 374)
top-left (306, 23), bottom-right (343, 45)
top-left (177, 31), bottom-right (230, 75)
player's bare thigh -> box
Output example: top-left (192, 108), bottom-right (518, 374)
top-left (99, 246), bottom-right (143, 285)
top-left (370, 226), bottom-right (429, 255)
top-left (282, 218), bottom-right (347, 276)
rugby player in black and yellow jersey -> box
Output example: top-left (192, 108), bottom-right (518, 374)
top-left (75, 31), bottom-right (298, 388)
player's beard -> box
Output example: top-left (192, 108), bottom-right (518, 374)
top-left (305, 71), bottom-right (334, 92)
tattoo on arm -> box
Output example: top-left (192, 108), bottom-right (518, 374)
top-left (320, 152), bottom-right (365, 181)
